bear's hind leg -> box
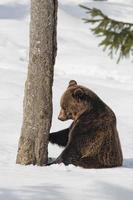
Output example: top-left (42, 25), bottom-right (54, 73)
top-left (77, 156), bottom-right (102, 169)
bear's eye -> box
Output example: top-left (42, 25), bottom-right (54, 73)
top-left (63, 107), bottom-right (66, 111)
top-left (62, 104), bottom-right (68, 111)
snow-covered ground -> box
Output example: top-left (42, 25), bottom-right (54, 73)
top-left (0, 0), bottom-right (133, 199)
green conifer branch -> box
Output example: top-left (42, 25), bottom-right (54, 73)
top-left (80, 5), bottom-right (133, 62)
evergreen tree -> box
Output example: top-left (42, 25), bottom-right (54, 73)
top-left (80, 5), bottom-right (133, 62)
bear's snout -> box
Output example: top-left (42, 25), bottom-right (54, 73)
top-left (58, 109), bottom-right (67, 121)
top-left (58, 116), bottom-right (66, 121)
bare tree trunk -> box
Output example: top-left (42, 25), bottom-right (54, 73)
top-left (16, 0), bottom-right (58, 166)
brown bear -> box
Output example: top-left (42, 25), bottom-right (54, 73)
top-left (48, 80), bottom-right (123, 168)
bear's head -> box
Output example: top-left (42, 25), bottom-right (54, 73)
top-left (58, 80), bottom-right (103, 121)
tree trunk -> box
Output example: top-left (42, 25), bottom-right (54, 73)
top-left (16, 0), bottom-right (58, 166)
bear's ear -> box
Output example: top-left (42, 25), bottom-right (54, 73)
top-left (68, 80), bottom-right (77, 88)
top-left (72, 88), bottom-right (86, 101)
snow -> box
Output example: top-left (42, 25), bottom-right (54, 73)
top-left (0, 0), bottom-right (133, 199)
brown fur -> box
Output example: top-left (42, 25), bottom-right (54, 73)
top-left (48, 80), bottom-right (123, 168)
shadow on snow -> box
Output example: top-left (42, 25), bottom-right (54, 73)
top-left (123, 158), bottom-right (133, 169)
top-left (0, 184), bottom-right (67, 200)
top-left (0, 3), bottom-right (29, 20)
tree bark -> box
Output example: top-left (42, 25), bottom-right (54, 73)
top-left (16, 0), bottom-right (58, 166)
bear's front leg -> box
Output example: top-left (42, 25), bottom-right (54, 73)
top-left (47, 144), bottom-right (80, 166)
top-left (49, 128), bottom-right (70, 147)
top-left (47, 155), bottom-right (64, 166)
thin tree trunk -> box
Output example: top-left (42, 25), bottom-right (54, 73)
top-left (16, 0), bottom-right (58, 166)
